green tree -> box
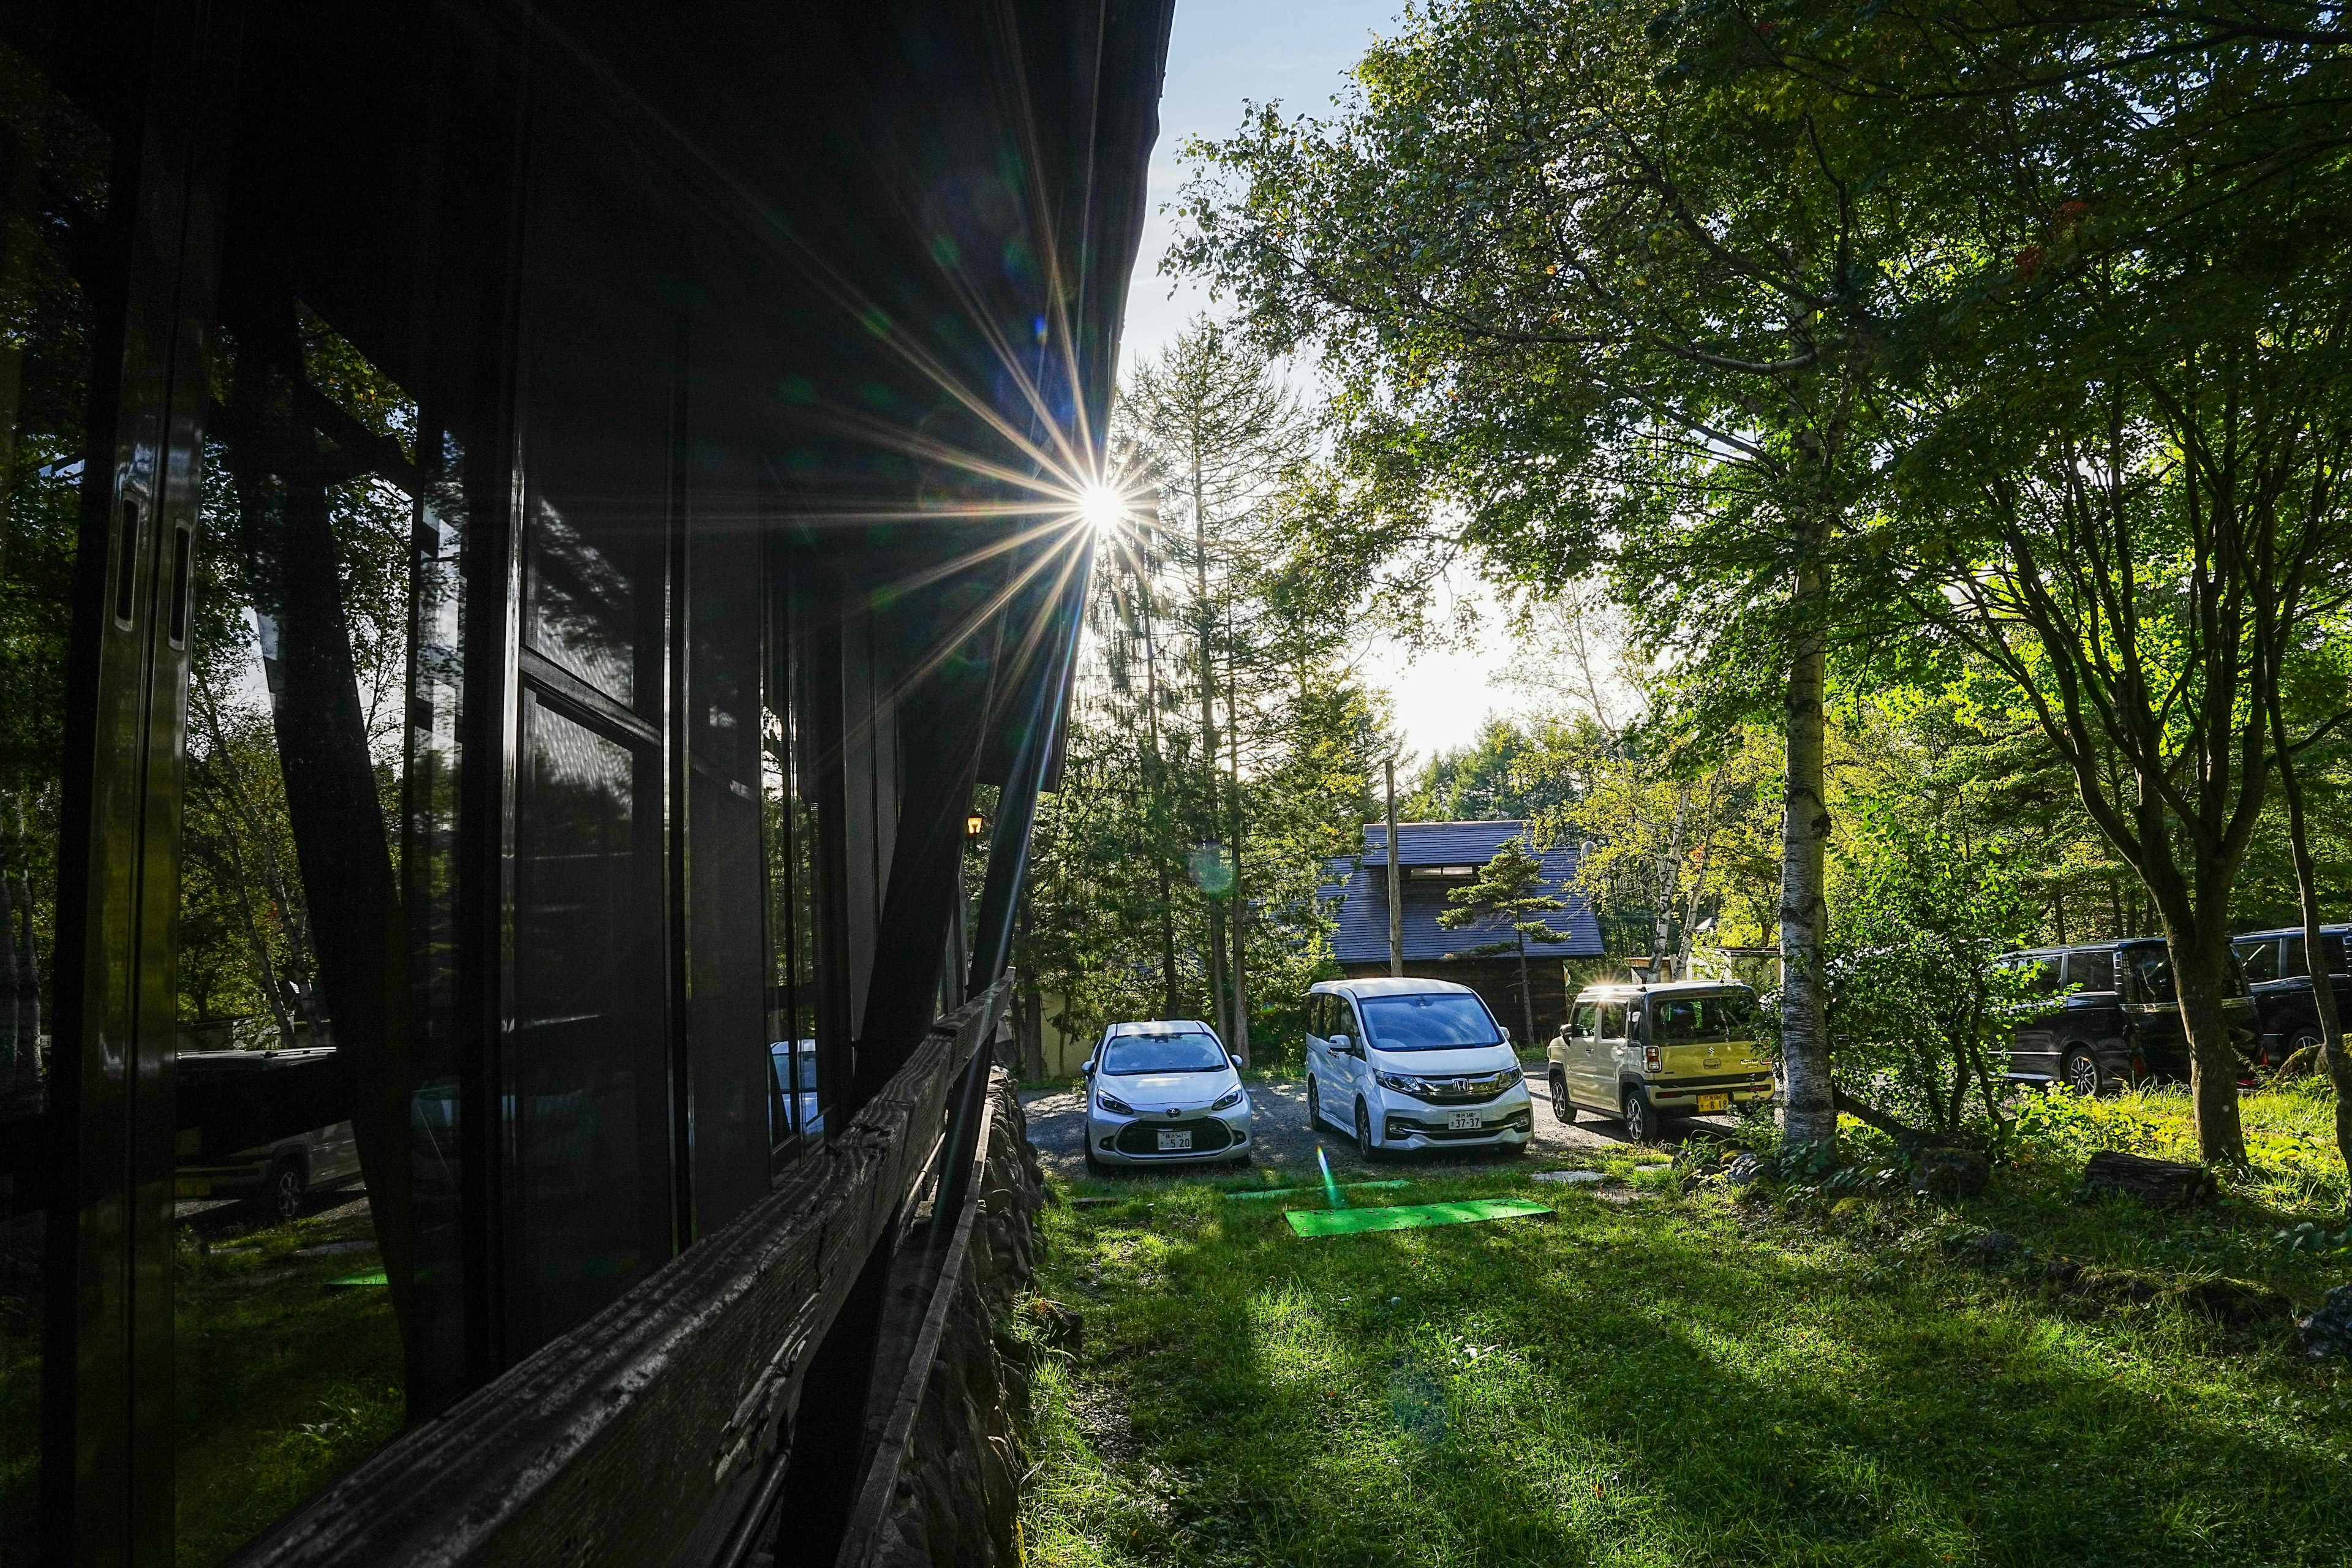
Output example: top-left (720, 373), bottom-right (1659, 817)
top-left (1438, 837), bottom-right (1572, 1045)
top-left (1174, 0), bottom-right (1939, 1144)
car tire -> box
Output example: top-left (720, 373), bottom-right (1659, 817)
top-left (1549, 1072), bottom-right (1576, 1125)
top-left (1621, 1090), bottom-right (1659, 1146)
top-left (268, 1155), bottom-right (308, 1222)
top-left (1354, 1097), bottom-right (1381, 1161)
top-left (1307, 1075), bottom-right (1323, 1132)
top-left (2286, 1027), bottom-right (2323, 1061)
top-left (1084, 1143), bottom-right (1106, 1175)
top-left (2062, 1046), bottom-right (2103, 1097)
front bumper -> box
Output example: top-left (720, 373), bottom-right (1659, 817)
top-left (1378, 1095), bottom-right (1535, 1148)
top-left (1087, 1106), bottom-right (1253, 1165)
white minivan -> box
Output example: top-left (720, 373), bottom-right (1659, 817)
top-left (1305, 978), bottom-right (1534, 1156)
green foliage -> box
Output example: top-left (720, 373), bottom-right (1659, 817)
top-left (1403, 718), bottom-right (1574, 823)
top-left (1822, 807), bottom-right (2041, 1138)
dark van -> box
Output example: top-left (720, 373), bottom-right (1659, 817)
top-left (1995, 940), bottom-right (2259, 1094)
top-left (2231, 925), bottom-right (2350, 1065)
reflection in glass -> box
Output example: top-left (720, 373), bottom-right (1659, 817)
top-left (508, 696), bottom-right (669, 1346)
top-left (0, 34), bottom-right (107, 1556)
top-left (526, 500), bottom-right (638, 707)
top-left (763, 641), bottom-right (822, 1158)
top-left (175, 305), bottom-right (413, 1566)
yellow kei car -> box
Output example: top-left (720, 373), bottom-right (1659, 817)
top-left (1547, 981), bottom-right (1775, 1143)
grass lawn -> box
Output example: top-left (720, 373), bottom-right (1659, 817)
top-left (170, 1197), bottom-right (403, 1568)
top-left (1017, 1081), bottom-right (2352, 1567)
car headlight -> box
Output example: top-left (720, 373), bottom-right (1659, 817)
top-left (1374, 1069), bottom-right (1422, 1096)
top-left (1095, 1091), bottom-right (1134, 1117)
top-left (1210, 1087), bottom-right (1244, 1113)
top-left (1501, 1066), bottom-right (1525, 1090)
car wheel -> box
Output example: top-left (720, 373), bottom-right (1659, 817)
top-left (1621, 1090), bottom-right (1658, 1146)
top-left (269, 1157), bottom-right (307, 1221)
top-left (2287, 1027), bottom-right (2323, 1061)
top-left (2062, 1046), bottom-right (2103, 1097)
top-left (1307, 1075), bottom-right (1322, 1131)
top-left (1354, 1097), bottom-right (1381, 1161)
top-left (1084, 1142), bottom-right (1106, 1175)
top-left (1549, 1071), bottom-right (1575, 1125)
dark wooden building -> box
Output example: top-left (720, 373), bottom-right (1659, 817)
top-left (1327, 822), bottom-right (1604, 1046)
top-left (0, 1), bottom-right (1170, 1562)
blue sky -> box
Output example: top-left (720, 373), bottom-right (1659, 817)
top-left (1120, 1), bottom-right (1515, 766)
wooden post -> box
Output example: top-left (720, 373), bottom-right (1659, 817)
top-left (1385, 759), bottom-right (1403, 979)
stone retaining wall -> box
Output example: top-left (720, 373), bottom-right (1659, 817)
top-left (870, 1069), bottom-right (1047, 1568)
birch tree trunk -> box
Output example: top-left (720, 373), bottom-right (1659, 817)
top-left (1778, 564), bottom-right (1836, 1147)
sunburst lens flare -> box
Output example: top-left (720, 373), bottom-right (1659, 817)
top-left (1079, 482), bottom-right (1127, 535)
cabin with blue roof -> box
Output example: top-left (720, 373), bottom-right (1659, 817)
top-left (1325, 821), bottom-right (1604, 1046)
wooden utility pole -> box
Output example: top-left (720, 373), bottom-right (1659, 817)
top-left (1385, 758), bottom-right (1403, 978)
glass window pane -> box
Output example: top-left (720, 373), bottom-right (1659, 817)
top-left (2237, 940), bottom-right (2279, 983)
top-left (0, 31), bottom-right (108, 1553)
top-left (2280, 936), bottom-right (2308, 979)
top-left (2068, 950), bottom-right (2116, 993)
top-left (2126, 948), bottom-right (2176, 1005)
top-left (174, 301), bottom-right (413, 1566)
top-left (508, 696), bottom-right (671, 1347)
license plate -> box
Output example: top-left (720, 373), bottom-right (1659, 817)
top-left (1156, 1129), bottom-right (1193, 1151)
top-left (175, 1177), bottom-right (211, 1197)
top-left (1696, 1093), bottom-right (1730, 1114)
top-left (1447, 1110), bottom-right (1482, 1131)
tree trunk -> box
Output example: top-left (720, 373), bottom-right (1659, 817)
top-left (225, 294), bottom-right (413, 1351)
top-left (1514, 930), bottom-right (1534, 1048)
top-left (1778, 568), bottom-right (1836, 1147)
top-left (2168, 922), bottom-right (2248, 1164)
top-left (1224, 657), bottom-right (1251, 1065)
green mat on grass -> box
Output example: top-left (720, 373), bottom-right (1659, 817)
top-left (1284, 1198), bottom-right (1553, 1237)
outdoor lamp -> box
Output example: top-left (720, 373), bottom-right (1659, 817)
top-left (967, 812), bottom-right (987, 839)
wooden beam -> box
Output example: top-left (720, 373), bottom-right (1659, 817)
top-left (232, 982), bottom-right (1009, 1568)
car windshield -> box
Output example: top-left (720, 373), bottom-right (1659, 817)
top-left (1102, 1031), bottom-right (1227, 1074)
top-left (1358, 993), bottom-right (1502, 1051)
top-left (1650, 994), bottom-right (1757, 1042)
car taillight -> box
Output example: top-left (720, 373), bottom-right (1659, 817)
top-left (1645, 1043), bottom-right (1660, 1069)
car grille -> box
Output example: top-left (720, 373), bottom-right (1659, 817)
top-left (1111, 1118), bottom-right (1235, 1156)
top-left (1391, 1070), bottom-right (1519, 1104)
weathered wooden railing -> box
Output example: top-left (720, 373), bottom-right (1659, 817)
top-left (238, 980), bottom-right (1011, 1568)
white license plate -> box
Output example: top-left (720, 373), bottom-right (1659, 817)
top-left (1696, 1093), bottom-right (1730, 1114)
top-left (1156, 1129), bottom-right (1193, 1151)
top-left (1447, 1110), bottom-right (1482, 1131)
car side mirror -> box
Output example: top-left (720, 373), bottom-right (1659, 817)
top-left (1501, 1025), bottom-right (1512, 1044)
top-left (1229, 1053), bottom-right (1243, 1069)
top-left (1331, 1032), bottom-right (1354, 1055)
top-left (1080, 1059), bottom-right (1095, 1076)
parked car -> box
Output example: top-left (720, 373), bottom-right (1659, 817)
top-left (1304, 979), bottom-right (1534, 1156)
top-left (173, 1047), bottom-right (365, 1221)
top-left (1993, 939), bottom-right (2261, 1093)
top-left (1548, 981), bottom-right (1774, 1144)
top-left (2233, 925), bottom-right (2351, 1065)
top-left (1082, 1020), bottom-right (1252, 1172)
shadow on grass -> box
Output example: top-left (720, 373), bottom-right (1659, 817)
top-left (1028, 1174), bottom-right (2349, 1568)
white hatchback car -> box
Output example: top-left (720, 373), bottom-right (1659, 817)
top-left (1305, 978), bottom-right (1534, 1156)
top-left (1082, 1020), bottom-right (1253, 1172)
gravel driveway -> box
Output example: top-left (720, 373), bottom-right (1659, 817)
top-left (1020, 1068), bottom-right (1744, 1183)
